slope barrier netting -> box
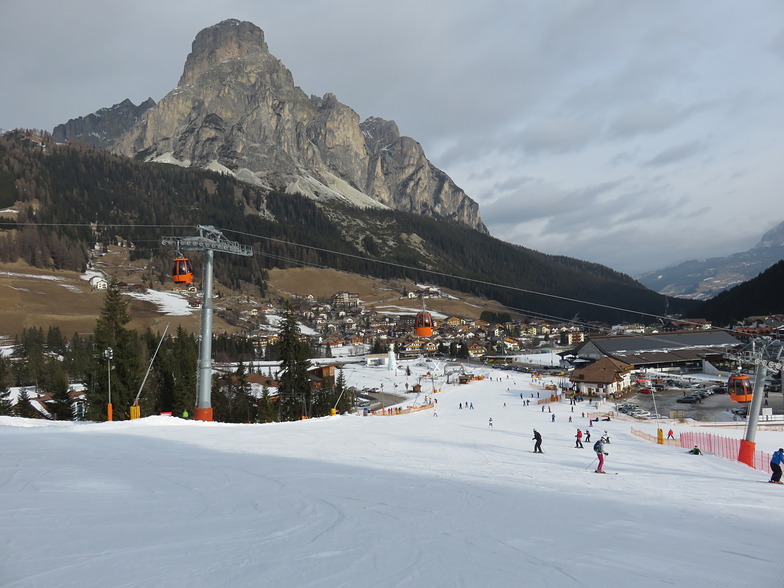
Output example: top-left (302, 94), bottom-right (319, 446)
top-left (632, 428), bottom-right (772, 474)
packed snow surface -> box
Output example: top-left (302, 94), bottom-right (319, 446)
top-left (1, 360), bottom-right (783, 587)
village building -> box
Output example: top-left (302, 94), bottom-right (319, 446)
top-left (567, 330), bottom-right (743, 372)
top-left (569, 357), bottom-right (634, 398)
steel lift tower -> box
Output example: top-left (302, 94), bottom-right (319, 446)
top-left (726, 339), bottom-right (784, 467)
top-left (162, 226), bottom-right (253, 421)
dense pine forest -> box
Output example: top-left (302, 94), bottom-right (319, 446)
top-left (0, 130), bottom-right (699, 324)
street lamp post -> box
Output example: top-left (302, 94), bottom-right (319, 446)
top-left (104, 347), bottom-right (113, 421)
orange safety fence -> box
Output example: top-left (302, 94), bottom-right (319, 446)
top-left (631, 427), bottom-right (772, 474)
top-left (369, 402), bottom-right (435, 416)
top-left (630, 427), bottom-right (680, 446)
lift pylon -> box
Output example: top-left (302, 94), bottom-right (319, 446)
top-left (725, 339), bottom-right (784, 467)
top-left (162, 226), bottom-right (253, 421)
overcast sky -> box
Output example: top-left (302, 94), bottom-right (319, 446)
top-left (2, 1), bottom-right (783, 275)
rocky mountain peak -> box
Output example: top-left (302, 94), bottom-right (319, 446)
top-left (361, 117), bottom-right (400, 148)
top-left (755, 221), bottom-right (784, 249)
top-left (104, 20), bottom-right (487, 233)
top-left (52, 98), bottom-right (156, 148)
top-left (179, 19), bottom-right (268, 87)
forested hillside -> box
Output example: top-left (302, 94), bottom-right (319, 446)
top-left (0, 130), bottom-right (696, 323)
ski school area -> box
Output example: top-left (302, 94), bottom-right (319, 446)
top-left (2, 353), bottom-right (783, 587)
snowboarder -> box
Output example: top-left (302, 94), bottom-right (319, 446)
top-left (688, 446), bottom-right (702, 455)
top-left (575, 429), bottom-right (583, 448)
top-left (593, 437), bottom-right (608, 473)
top-left (667, 429), bottom-right (674, 439)
top-left (533, 429), bottom-right (543, 453)
top-left (770, 448), bottom-right (784, 483)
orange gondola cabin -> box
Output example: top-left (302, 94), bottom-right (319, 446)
top-left (728, 373), bottom-right (753, 403)
top-left (415, 311), bottom-right (433, 337)
top-left (171, 257), bottom-right (194, 285)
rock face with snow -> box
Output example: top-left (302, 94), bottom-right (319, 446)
top-left (108, 19), bottom-right (486, 232)
top-left (52, 98), bottom-right (156, 149)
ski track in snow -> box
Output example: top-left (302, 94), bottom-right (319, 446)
top-left (1, 360), bottom-right (783, 587)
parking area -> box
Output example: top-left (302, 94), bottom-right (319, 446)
top-left (619, 387), bottom-right (784, 422)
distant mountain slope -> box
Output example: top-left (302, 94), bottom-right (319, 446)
top-left (688, 259), bottom-right (784, 324)
top-left (637, 221), bottom-right (784, 300)
top-left (0, 130), bottom-right (696, 324)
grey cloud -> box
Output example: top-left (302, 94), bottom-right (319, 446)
top-left (645, 141), bottom-right (703, 167)
top-left (769, 29), bottom-right (784, 62)
top-left (608, 102), bottom-right (683, 139)
top-left (506, 118), bottom-right (599, 157)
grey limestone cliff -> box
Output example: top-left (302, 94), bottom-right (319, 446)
top-left (109, 19), bottom-right (487, 232)
top-left (53, 98), bottom-right (156, 149)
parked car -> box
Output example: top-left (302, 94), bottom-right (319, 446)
top-left (676, 396), bottom-right (700, 404)
top-left (638, 388), bottom-right (653, 394)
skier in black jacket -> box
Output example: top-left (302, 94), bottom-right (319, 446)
top-left (532, 429), bottom-right (543, 453)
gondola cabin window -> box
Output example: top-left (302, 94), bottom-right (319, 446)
top-left (172, 257), bottom-right (194, 285)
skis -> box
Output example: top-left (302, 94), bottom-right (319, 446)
top-left (593, 470), bottom-right (618, 475)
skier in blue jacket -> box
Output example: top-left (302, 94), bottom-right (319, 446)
top-left (770, 448), bottom-right (784, 484)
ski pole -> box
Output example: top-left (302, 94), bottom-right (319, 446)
top-left (585, 457), bottom-right (597, 471)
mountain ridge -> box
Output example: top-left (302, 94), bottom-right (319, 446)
top-left (0, 130), bottom-right (692, 325)
top-left (637, 220), bottom-right (784, 300)
top-left (53, 19), bottom-right (487, 234)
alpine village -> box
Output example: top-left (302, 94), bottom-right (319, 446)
top-left (1, 20), bottom-right (782, 426)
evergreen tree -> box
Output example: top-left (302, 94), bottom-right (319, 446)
top-left (43, 359), bottom-right (74, 420)
top-left (212, 361), bottom-right (254, 423)
top-left (0, 357), bottom-right (13, 415)
top-left (15, 388), bottom-right (39, 418)
top-left (257, 384), bottom-right (274, 423)
top-left (333, 368), bottom-right (353, 414)
top-left (277, 302), bottom-right (312, 421)
top-left (84, 279), bottom-right (144, 420)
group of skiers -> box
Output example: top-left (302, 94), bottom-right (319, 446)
top-left (532, 428), bottom-right (609, 472)
top-left (529, 429), bottom-right (783, 480)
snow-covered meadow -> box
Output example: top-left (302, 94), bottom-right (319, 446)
top-left (1, 358), bottom-right (782, 587)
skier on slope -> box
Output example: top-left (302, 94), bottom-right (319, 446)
top-left (532, 429), bottom-right (543, 453)
top-left (584, 430), bottom-right (591, 443)
top-left (575, 429), bottom-right (583, 448)
top-left (593, 437), bottom-right (608, 473)
top-left (770, 448), bottom-right (784, 484)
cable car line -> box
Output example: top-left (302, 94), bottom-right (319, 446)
top-left (0, 219), bottom-right (751, 337)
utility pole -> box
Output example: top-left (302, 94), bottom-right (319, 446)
top-left (162, 226), bottom-right (252, 421)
